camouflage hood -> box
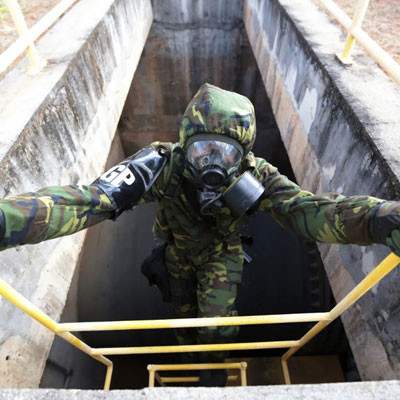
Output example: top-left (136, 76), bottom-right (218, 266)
top-left (179, 83), bottom-right (256, 155)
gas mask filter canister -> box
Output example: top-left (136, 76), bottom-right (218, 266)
top-left (198, 170), bottom-right (265, 217)
top-left (221, 171), bottom-right (265, 217)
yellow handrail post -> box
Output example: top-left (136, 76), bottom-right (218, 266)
top-left (316, 0), bottom-right (400, 85)
top-left (281, 358), bottom-right (291, 385)
top-left (338, 0), bottom-right (370, 64)
top-left (240, 361), bottom-right (247, 386)
top-left (103, 363), bottom-right (113, 391)
top-left (281, 252), bottom-right (400, 384)
top-left (147, 365), bottom-right (155, 387)
top-left (3, 0), bottom-right (46, 73)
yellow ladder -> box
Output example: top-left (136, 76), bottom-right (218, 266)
top-left (1, 252), bottom-right (399, 389)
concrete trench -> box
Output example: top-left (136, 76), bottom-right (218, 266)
top-left (1, 0), bottom-right (400, 395)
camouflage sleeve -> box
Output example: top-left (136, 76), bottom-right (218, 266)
top-left (253, 158), bottom-right (398, 246)
top-left (0, 185), bottom-right (115, 251)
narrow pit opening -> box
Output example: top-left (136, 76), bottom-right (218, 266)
top-left (40, 9), bottom-right (359, 389)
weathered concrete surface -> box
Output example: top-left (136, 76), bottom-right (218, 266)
top-left (2, 381), bottom-right (400, 399)
top-left (245, 0), bottom-right (400, 380)
top-left (33, 0), bottom-right (346, 389)
top-left (54, 0), bottom-right (350, 389)
top-left (39, 135), bottom-right (131, 390)
top-left (0, 0), bottom-right (152, 388)
top-left (118, 0), bottom-right (244, 154)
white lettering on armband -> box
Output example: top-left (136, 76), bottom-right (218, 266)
top-left (100, 165), bottom-right (136, 187)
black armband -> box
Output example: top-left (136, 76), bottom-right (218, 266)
top-left (93, 147), bottom-right (168, 215)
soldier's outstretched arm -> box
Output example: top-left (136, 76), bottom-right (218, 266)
top-left (0, 146), bottom-right (167, 251)
top-left (0, 185), bottom-right (115, 251)
top-left (255, 159), bottom-right (400, 254)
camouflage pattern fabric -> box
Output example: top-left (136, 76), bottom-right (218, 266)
top-left (165, 240), bottom-right (243, 362)
top-left (242, 154), bottom-right (399, 248)
top-left (1, 83), bottom-right (400, 361)
top-left (179, 83), bottom-right (256, 155)
top-left (0, 185), bottom-right (114, 251)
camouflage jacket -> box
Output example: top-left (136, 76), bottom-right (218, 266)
top-left (1, 83), bottom-right (399, 252)
top-left (0, 141), bottom-right (398, 253)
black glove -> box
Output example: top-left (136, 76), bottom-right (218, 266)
top-left (369, 203), bottom-right (400, 256)
top-left (140, 243), bottom-right (171, 302)
top-left (386, 229), bottom-right (400, 257)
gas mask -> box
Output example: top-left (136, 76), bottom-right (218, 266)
top-left (185, 134), bottom-right (265, 217)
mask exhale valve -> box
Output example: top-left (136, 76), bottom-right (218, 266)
top-left (222, 171), bottom-right (265, 217)
top-left (200, 167), bottom-right (226, 190)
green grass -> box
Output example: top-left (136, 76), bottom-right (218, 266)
top-left (0, 1), bottom-right (29, 19)
top-left (0, 1), bottom-right (8, 19)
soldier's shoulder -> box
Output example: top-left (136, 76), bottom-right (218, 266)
top-left (242, 152), bottom-right (278, 180)
top-left (148, 142), bottom-right (184, 199)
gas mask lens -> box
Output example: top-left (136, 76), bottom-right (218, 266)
top-left (185, 138), bottom-right (247, 214)
top-left (186, 140), bottom-right (242, 177)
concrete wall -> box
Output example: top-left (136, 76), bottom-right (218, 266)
top-left (43, 1), bottom-right (334, 389)
top-left (2, 381), bottom-right (400, 399)
top-left (101, 0), bottom-right (332, 345)
top-left (118, 0), bottom-right (295, 171)
top-left (118, 0), bottom-right (244, 154)
top-left (244, 0), bottom-right (400, 380)
top-left (4, 0), bottom-right (400, 388)
top-left (40, 135), bottom-right (129, 390)
top-left (0, 0), bottom-right (152, 388)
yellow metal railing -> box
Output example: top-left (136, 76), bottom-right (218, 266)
top-left (316, 0), bottom-right (400, 85)
top-left (0, 0), bottom-right (77, 75)
top-left (147, 362), bottom-right (247, 387)
top-left (2, 0), bottom-right (398, 86)
top-left (0, 278), bottom-right (114, 390)
top-left (0, 252), bottom-right (399, 388)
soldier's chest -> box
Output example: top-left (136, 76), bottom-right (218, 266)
top-left (160, 185), bottom-right (242, 237)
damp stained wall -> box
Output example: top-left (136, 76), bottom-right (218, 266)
top-left (244, 0), bottom-right (400, 380)
top-left (1, 0), bottom-right (400, 389)
top-left (116, 0), bottom-right (400, 382)
top-left (42, 0), bottom-right (330, 389)
top-left (0, 0), bottom-right (152, 388)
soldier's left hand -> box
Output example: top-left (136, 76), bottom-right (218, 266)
top-left (386, 228), bottom-right (400, 257)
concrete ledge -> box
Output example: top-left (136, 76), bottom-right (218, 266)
top-left (2, 381), bottom-right (400, 399)
top-left (0, 0), bottom-right (152, 388)
top-left (244, 0), bottom-right (400, 380)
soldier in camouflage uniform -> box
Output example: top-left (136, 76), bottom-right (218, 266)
top-left (1, 83), bottom-right (400, 386)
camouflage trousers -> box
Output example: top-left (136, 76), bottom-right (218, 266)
top-left (165, 240), bottom-right (244, 362)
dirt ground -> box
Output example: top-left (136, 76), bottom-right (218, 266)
top-left (317, 0), bottom-right (400, 63)
top-left (0, 1), bottom-right (399, 67)
top-left (0, 0), bottom-right (60, 54)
